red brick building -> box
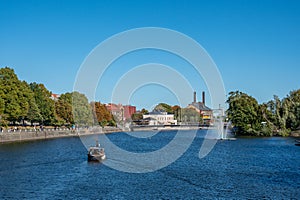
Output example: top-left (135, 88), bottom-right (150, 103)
top-left (123, 105), bottom-right (136, 120)
top-left (106, 103), bottom-right (136, 121)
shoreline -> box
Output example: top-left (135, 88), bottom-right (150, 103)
top-left (0, 127), bottom-right (122, 144)
top-left (0, 125), bottom-right (208, 144)
top-left (1, 126), bottom-right (298, 144)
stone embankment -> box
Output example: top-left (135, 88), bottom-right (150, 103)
top-left (0, 126), bottom-right (122, 144)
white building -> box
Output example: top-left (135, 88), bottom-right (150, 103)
top-left (50, 93), bottom-right (60, 101)
top-left (143, 111), bottom-right (177, 125)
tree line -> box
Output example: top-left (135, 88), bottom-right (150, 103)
top-left (226, 90), bottom-right (300, 136)
top-left (2, 67), bottom-right (299, 136)
top-left (133, 93), bottom-right (300, 136)
top-left (0, 67), bottom-right (115, 127)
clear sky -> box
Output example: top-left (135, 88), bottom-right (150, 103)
top-left (0, 0), bottom-right (299, 110)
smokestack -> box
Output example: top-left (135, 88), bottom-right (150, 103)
top-left (193, 91), bottom-right (196, 103)
top-left (202, 91), bottom-right (205, 105)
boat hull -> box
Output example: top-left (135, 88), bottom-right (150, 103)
top-left (217, 138), bottom-right (237, 141)
top-left (87, 153), bottom-right (106, 162)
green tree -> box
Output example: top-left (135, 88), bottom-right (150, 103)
top-left (226, 90), bottom-right (300, 136)
top-left (172, 105), bottom-right (181, 121)
top-left (29, 82), bottom-right (56, 125)
top-left (181, 108), bottom-right (200, 123)
top-left (154, 103), bottom-right (173, 113)
top-left (286, 89), bottom-right (300, 130)
top-left (0, 67), bottom-right (33, 124)
top-left (0, 97), bottom-right (4, 115)
top-left (226, 91), bottom-right (262, 136)
top-left (27, 97), bottom-right (42, 125)
top-left (72, 91), bottom-right (93, 126)
top-left (131, 113), bottom-right (142, 121)
top-left (55, 93), bottom-right (74, 125)
top-left (131, 108), bottom-right (149, 121)
top-left (0, 96), bottom-right (6, 126)
top-left (257, 103), bottom-right (276, 136)
top-left (271, 95), bottom-right (291, 136)
top-left (140, 108), bottom-right (149, 114)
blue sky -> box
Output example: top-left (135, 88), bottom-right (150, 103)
top-left (0, 0), bottom-right (299, 110)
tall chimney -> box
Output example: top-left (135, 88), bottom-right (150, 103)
top-left (202, 91), bottom-right (205, 105)
top-left (193, 91), bottom-right (196, 103)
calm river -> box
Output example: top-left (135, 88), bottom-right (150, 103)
top-left (0, 130), bottom-right (299, 199)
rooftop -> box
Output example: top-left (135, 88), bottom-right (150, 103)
top-left (189, 102), bottom-right (212, 111)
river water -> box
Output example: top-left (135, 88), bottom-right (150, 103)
top-left (0, 130), bottom-right (299, 199)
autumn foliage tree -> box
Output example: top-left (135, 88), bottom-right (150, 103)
top-left (90, 102), bottom-right (115, 127)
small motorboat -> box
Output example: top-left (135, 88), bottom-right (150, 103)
top-left (220, 138), bottom-right (237, 141)
top-left (295, 143), bottom-right (300, 146)
top-left (87, 140), bottom-right (106, 162)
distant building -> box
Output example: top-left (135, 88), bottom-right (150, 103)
top-left (143, 111), bottom-right (177, 125)
top-left (106, 103), bottom-right (121, 114)
top-left (106, 103), bottom-right (123, 122)
top-left (123, 105), bottom-right (136, 120)
top-left (51, 93), bottom-right (60, 101)
top-left (187, 91), bottom-right (213, 124)
top-left (106, 103), bottom-right (136, 121)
